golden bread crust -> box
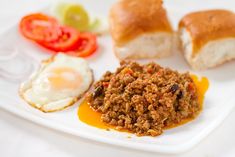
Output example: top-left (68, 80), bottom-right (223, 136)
top-left (179, 9), bottom-right (235, 55)
top-left (109, 0), bottom-right (173, 46)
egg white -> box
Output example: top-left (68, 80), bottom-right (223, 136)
top-left (19, 53), bottom-right (93, 112)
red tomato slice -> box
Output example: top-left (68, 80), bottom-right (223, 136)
top-left (19, 13), bottom-right (61, 42)
top-left (67, 33), bottom-right (97, 57)
top-left (37, 26), bottom-right (81, 52)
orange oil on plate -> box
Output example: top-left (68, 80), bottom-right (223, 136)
top-left (191, 75), bottom-right (209, 106)
top-left (165, 75), bottom-right (209, 129)
top-left (78, 100), bottom-right (111, 130)
top-left (78, 75), bottom-right (209, 131)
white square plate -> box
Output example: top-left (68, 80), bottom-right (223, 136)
top-left (0, 0), bottom-right (235, 154)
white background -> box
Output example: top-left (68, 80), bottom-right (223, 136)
top-left (0, 0), bottom-right (235, 157)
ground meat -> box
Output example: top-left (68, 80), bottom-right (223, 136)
top-left (87, 61), bottom-right (199, 136)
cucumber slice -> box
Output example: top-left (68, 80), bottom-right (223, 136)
top-left (88, 17), bottom-right (109, 34)
top-left (89, 18), bottom-right (101, 31)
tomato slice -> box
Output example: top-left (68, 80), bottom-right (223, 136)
top-left (67, 33), bottom-right (97, 57)
top-left (20, 13), bottom-right (97, 56)
top-left (37, 26), bottom-right (81, 52)
top-left (19, 13), bottom-right (61, 42)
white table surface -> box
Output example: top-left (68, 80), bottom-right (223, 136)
top-left (0, 0), bottom-right (235, 157)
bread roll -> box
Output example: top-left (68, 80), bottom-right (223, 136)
top-left (109, 0), bottom-right (174, 60)
top-left (179, 9), bottom-right (235, 70)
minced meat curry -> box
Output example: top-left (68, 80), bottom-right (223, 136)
top-left (86, 61), bottom-right (200, 136)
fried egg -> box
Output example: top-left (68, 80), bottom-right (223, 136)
top-left (19, 53), bottom-right (93, 112)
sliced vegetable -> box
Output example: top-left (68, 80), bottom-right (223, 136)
top-left (67, 33), bottom-right (97, 57)
top-left (19, 13), bottom-right (98, 57)
top-left (37, 26), bottom-right (81, 52)
top-left (52, 2), bottom-right (108, 34)
top-left (88, 17), bottom-right (101, 32)
top-left (88, 17), bottom-right (109, 34)
top-left (19, 13), bottom-right (61, 42)
top-left (62, 4), bottom-right (90, 31)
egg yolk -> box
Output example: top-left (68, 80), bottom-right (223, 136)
top-left (48, 67), bottom-right (82, 90)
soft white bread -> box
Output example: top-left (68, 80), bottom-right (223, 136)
top-left (109, 0), bottom-right (174, 60)
top-left (179, 10), bottom-right (235, 70)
